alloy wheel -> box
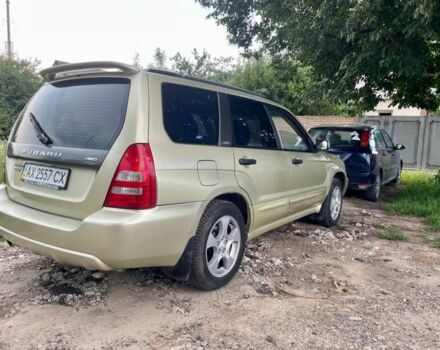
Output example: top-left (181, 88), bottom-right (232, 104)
top-left (330, 186), bottom-right (342, 221)
top-left (205, 215), bottom-right (241, 278)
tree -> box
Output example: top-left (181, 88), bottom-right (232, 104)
top-left (151, 48), bottom-right (167, 70)
top-left (0, 58), bottom-right (42, 139)
top-left (228, 57), bottom-right (285, 100)
top-left (132, 51), bottom-right (142, 70)
top-left (149, 47), bottom-right (233, 82)
top-left (196, 0), bottom-right (440, 111)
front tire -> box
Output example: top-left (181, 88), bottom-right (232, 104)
top-left (189, 200), bottom-right (246, 290)
top-left (314, 178), bottom-right (343, 227)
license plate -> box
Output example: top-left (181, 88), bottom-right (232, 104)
top-left (21, 163), bottom-right (70, 190)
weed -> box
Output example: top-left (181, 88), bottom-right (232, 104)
top-left (377, 225), bottom-right (408, 241)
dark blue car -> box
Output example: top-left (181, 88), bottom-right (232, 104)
top-left (309, 125), bottom-right (405, 201)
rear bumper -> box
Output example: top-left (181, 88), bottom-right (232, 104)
top-left (0, 185), bottom-right (206, 270)
top-left (347, 171), bottom-right (376, 190)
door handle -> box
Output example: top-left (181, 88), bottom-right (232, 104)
top-left (292, 158), bottom-right (303, 165)
top-left (239, 158), bottom-right (257, 166)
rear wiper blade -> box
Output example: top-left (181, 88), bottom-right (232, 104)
top-left (29, 112), bottom-right (53, 145)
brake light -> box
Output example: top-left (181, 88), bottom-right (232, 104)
top-left (104, 144), bottom-right (157, 209)
top-left (360, 130), bottom-right (370, 148)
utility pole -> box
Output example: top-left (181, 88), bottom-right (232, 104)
top-left (5, 0), bottom-right (12, 59)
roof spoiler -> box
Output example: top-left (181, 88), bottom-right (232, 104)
top-left (40, 61), bottom-right (140, 81)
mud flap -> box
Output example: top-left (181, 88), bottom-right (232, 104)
top-left (162, 236), bottom-right (195, 282)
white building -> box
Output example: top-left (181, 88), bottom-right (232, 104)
top-left (364, 99), bottom-right (428, 117)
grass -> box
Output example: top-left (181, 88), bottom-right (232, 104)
top-left (385, 170), bottom-right (440, 248)
top-left (385, 171), bottom-right (440, 231)
top-left (377, 225), bottom-right (408, 241)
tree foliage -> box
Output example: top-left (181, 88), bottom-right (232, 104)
top-left (0, 58), bottom-right (42, 139)
top-left (149, 47), bottom-right (233, 82)
top-left (197, 0), bottom-right (440, 111)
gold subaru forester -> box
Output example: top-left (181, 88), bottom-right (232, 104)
top-left (0, 62), bottom-right (347, 290)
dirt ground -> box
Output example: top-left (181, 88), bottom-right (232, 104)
top-left (1, 188), bottom-right (439, 350)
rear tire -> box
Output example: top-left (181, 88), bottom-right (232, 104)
top-left (364, 174), bottom-right (381, 201)
top-left (314, 178), bottom-right (343, 228)
top-left (189, 200), bottom-right (246, 290)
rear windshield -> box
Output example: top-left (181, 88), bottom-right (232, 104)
top-left (13, 78), bottom-right (130, 150)
top-left (309, 128), bottom-right (364, 148)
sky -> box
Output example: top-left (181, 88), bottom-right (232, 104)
top-left (0, 0), bottom-right (241, 68)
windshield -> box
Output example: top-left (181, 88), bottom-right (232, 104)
top-left (309, 128), bottom-right (364, 148)
top-left (13, 78), bottom-right (130, 150)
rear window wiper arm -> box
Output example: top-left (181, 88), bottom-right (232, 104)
top-left (29, 112), bottom-right (53, 145)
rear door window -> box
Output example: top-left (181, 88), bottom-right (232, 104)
top-left (229, 95), bottom-right (277, 149)
top-left (13, 78), bottom-right (130, 150)
top-left (162, 83), bottom-right (219, 146)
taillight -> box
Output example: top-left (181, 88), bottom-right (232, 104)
top-left (104, 144), bottom-right (157, 209)
top-left (360, 130), bottom-right (370, 148)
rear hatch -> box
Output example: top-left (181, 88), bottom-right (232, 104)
top-left (5, 77), bottom-right (131, 219)
top-left (309, 127), bottom-right (372, 172)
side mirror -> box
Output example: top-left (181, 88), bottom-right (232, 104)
top-left (316, 140), bottom-right (329, 151)
top-left (394, 144), bottom-right (405, 150)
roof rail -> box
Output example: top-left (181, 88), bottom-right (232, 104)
top-left (40, 61), bottom-right (140, 81)
top-left (145, 68), bottom-right (276, 102)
